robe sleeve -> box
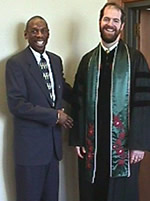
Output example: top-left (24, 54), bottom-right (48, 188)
top-left (128, 49), bottom-right (150, 151)
top-left (69, 52), bottom-right (93, 146)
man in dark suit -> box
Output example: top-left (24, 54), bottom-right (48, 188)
top-left (6, 16), bottom-right (73, 201)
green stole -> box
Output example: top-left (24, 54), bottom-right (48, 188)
top-left (85, 41), bottom-right (131, 183)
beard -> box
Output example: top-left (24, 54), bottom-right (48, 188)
top-left (100, 25), bottom-right (122, 43)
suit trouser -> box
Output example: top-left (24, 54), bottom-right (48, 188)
top-left (15, 153), bottom-right (59, 201)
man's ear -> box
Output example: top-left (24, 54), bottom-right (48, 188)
top-left (24, 31), bottom-right (28, 40)
top-left (98, 20), bottom-right (101, 32)
top-left (121, 23), bottom-right (125, 31)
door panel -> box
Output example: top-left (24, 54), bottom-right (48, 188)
top-left (140, 10), bottom-right (150, 67)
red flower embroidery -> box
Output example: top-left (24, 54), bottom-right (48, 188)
top-left (86, 139), bottom-right (92, 146)
top-left (119, 132), bottom-right (125, 139)
top-left (114, 115), bottom-right (123, 128)
top-left (118, 160), bottom-right (125, 166)
top-left (116, 139), bottom-right (122, 146)
top-left (113, 145), bottom-right (117, 149)
top-left (88, 123), bottom-right (94, 137)
top-left (87, 153), bottom-right (94, 159)
top-left (112, 114), bottom-right (128, 167)
top-left (86, 163), bottom-right (91, 169)
top-left (88, 146), bottom-right (93, 152)
top-left (116, 148), bottom-right (124, 155)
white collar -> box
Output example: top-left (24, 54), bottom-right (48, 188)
top-left (29, 47), bottom-right (47, 64)
top-left (100, 40), bottom-right (119, 53)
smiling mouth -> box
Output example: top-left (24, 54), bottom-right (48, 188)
top-left (106, 29), bottom-right (114, 32)
top-left (36, 41), bottom-right (45, 46)
top-left (104, 27), bottom-right (115, 33)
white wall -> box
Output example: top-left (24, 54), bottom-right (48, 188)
top-left (0, 0), bottom-right (106, 200)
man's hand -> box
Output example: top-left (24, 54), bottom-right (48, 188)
top-left (57, 109), bottom-right (73, 129)
top-left (76, 146), bottom-right (86, 159)
top-left (130, 150), bottom-right (145, 164)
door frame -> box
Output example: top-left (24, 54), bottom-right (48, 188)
top-left (124, 0), bottom-right (150, 49)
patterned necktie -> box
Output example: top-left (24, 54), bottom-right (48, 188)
top-left (39, 54), bottom-right (55, 107)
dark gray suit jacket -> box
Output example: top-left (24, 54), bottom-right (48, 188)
top-left (6, 46), bottom-right (71, 165)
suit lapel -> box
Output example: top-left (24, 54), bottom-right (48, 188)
top-left (25, 47), bottom-right (54, 106)
top-left (47, 52), bottom-right (62, 107)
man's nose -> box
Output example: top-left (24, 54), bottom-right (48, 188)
top-left (107, 19), bottom-right (113, 26)
top-left (36, 30), bottom-right (43, 37)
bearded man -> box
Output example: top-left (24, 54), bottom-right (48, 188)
top-left (70, 3), bottom-right (150, 201)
